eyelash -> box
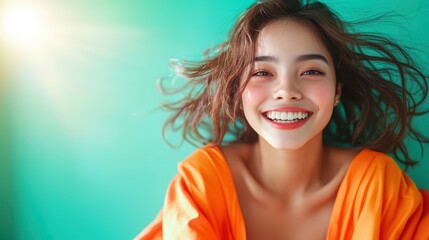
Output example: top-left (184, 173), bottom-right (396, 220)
top-left (302, 69), bottom-right (324, 76)
top-left (252, 70), bottom-right (324, 77)
top-left (252, 70), bottom-right (271, 77)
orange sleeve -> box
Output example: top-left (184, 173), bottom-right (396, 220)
top-left (413, 189), bottom-right (429, 239)
top-left (328, 150), bottom-right (429, 240)
top-left (134, 174), bottom-right (220, 240)
top-left (134, 211), bottom-right (163, 240)
top-left (134, 146), bottom-right (242, 240)
top-left (377, 163), bottom-right (428, 239)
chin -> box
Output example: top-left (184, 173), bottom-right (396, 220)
top-left (262, 137), bottom-right (307, 151)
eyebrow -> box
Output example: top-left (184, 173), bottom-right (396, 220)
top-left (254, 54), bottom-right (329, 65)
top-left (254, 55), bottom-right (278, 62)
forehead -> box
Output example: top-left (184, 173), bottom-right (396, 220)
top-left (256, 19), bottom-right (332, 62)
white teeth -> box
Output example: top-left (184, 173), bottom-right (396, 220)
top-left (265, 111), bottom-right (309, 121)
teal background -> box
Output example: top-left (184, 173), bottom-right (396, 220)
top-left (0, 0), bottom-right (428, 239)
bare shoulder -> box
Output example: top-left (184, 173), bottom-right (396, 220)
top-left (219, 143), bottom-right (255, 164)
top-left (325, 146), bottom-right (363, 171)
top-left (332, 147), bottom-right (362, 160)
top-left (218, 143), bottom-right (258, 184)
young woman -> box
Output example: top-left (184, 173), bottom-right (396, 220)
top-left (136, 0), bottom-right (429, 239)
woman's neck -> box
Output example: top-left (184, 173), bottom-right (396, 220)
top-left (247, 134), bottom-right (326, 202)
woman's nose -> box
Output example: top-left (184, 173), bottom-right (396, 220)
top-left (272, 77), bottom-right (302, 100)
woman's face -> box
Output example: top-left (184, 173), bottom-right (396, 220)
top-left (241, 19), bottom-right (339, 150)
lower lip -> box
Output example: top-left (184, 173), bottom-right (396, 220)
top-left (264, 114), bottom-right (311, 130)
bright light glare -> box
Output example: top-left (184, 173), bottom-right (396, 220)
top-left (0, 5), bottom-right (47, 48)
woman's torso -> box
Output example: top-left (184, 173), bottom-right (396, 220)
top-left (220, 143), bottom-right (360, 240)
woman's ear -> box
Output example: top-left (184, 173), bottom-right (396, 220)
top-left (335, 82), bottom-right (342, 106)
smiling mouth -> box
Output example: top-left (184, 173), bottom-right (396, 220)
top-left (264, 110), bottom-right (312, 123)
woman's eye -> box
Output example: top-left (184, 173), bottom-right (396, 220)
top-left (302, 69), bottom-right (323, 76)
top-left (252, 71), bottom-right (271, 77)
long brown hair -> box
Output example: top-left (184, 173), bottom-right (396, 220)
top-left (160, 0), bottom-right (429, 167)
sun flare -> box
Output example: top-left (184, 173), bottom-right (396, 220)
top-left (0, 4), bottom-right (48, 48)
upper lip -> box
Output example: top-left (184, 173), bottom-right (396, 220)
top-left (262, 107), bottom-right (312, 113)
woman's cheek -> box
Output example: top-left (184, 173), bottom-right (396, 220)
top-left (242, 85), bottom-right (266, 107)
top-left (306, 84), bottom-right (336, 106)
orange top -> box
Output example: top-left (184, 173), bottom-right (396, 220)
top-left (136, 145), bottom-right (429, 240)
